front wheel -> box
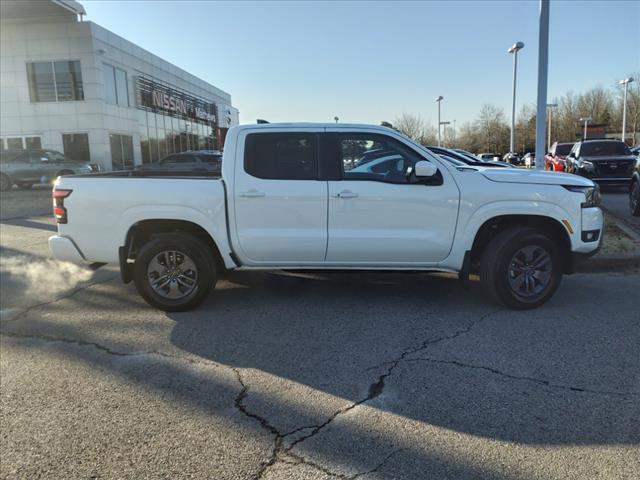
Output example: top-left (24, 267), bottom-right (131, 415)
top-left (631, 181), bottom-right (640, 216)
top-left (480, 227), bottom-right (562, 310)
top-left (133, 233), bottom-right (217, 311)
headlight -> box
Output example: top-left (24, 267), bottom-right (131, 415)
top-left (563, 185), bottom-right (601, 208)
top-left (578, 160), bottom-right (594, 171)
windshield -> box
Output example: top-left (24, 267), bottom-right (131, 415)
top-left (555, 143), bottom-right (573, 156)
top-left (581, 141), bottom-right (631, 157)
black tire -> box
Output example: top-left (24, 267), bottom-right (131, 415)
top-left (133, 233), bottom-right (217, 311)
top-left (630, 180), bottom-right (640, 217)
top-left (0, 174), bottom-right (12, 191)
top-left (480, 227), bottom-right (562, 310)
top-left (16, 182), bottom-right (33, 189)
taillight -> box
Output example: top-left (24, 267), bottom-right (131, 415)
top-left (52, 189), bottom-right (72, 224)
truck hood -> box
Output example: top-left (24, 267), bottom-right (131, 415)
top-left (480, 168), bottom-right (594, 187)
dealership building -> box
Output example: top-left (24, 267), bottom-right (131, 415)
top-left (0, 0), bottom-right (239, 171)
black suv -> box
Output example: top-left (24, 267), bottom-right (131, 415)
top-left (566, 140), bottom-right (636, 185)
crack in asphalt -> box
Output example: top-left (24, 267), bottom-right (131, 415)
top-left (404, 357), bottom-right (639, 397)
top-left (231, 311), bottom-right (497, 479)
top-left (0, 274), bottom-right (119, 324)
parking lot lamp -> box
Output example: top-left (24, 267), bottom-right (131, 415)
top-left (440, 121), bottom-right (451, 147)
top-left (435, 96), bottom-right (444, 146)
top-left (580, 117), bottom-right (592, 141)
top-left (619, 77), bottom-right (634, 142)
top-left (546, 103), bottom-right (557, 151)
top-left (508, 41), bottom-right (525, 154)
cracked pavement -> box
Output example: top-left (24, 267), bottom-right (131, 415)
top-left (1, 207), bottom-right (639, 479)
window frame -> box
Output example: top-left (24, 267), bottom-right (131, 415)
top-left (332, 132), bottom-right (440, 185)
top-left (244, 132), bottom-right (320, 181)
top-left (27, 60), bottom-right (84, 103)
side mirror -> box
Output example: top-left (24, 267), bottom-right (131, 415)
top-left (568, 152), bottom-right (575, 158)
top-left (40, 157), bottom-right (49, 162)
top-left (414, 160), bottom-right (438, 178)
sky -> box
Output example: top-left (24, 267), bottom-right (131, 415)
top-left (82, 0), bottom-right (640, 127)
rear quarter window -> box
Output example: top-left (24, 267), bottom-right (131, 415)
top-left (244, 133), bottom-right (317, 180)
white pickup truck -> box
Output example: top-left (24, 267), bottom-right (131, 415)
top-left (49, 123), bottom-right (603, 311)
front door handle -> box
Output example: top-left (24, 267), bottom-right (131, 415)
top-left (333, 190), bottom-right (358, 199)
top-left (239, 189), bottom-right (266, 198)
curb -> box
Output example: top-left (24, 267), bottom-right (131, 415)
top-left (575, 253), bottom-right (640, 273)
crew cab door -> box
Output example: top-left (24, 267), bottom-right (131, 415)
top-left (231, 129), bottom-right (328, 264)
top-left (324, 131), bottom-right (459, 265)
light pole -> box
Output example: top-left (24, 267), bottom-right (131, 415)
top-left (546, 103), bottom-right (557, 151)
top-left (435, 96), bottom-right (444, 146)
top-left (440, 121), bottom-right (451, 147)
top-left (619, 77), bottom-right (634, 142)
top-left (580, 117), bottom-right (592, 141)
top-left (508, 41), bottom-right (525, 154)
top-left (453, 119), bottom-right (456, 146)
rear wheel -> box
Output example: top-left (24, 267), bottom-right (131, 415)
top-left (631, 181), bottom-right (640, 216)
top-left (133, 233), bottom-right (216, 311)
top-left (0, 174), bottom-right (12, 191)
top-left (480, 227), bottom-right (562, 310)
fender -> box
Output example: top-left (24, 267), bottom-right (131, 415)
top-left (118, 204), bottom-right (236, 269)
top-left (439, 200), bottom-right (578, 271)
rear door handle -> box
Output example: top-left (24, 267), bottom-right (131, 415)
top-left (239, 190), bottom-right (266, 198)
top-left (333, 190), bottom-right (358, 199)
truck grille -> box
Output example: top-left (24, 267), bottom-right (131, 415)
top-left (593, 160), bottom-right (634, 177)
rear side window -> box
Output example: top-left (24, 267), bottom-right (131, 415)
top-left (245, 133), bottom-right (317, 180)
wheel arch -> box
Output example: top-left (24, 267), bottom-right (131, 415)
top-left (469, 214), bottom-right (572, 273)
top-left (120, 219), bottom-right (226, 283)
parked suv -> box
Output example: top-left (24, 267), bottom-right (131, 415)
top-left (630, 157), bottom-right (640, 216)
top-left (545, 142), bottom-right (574, 172)
top-left (566, 140), bottom-right (635, 185)
top-left (0, 149), bottom-right (98, 190)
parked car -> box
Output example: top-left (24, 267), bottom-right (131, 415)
top-left (136, 150), bottom-right (222, 174)
top-left (545, 142), bottom-right (574, 172)
top-left (428, 146), bottom-right (512, 168)
top-left (503, 152), bottom-right (522, 166)
top-left (630, 157), bottom-right (640, 216)
top-left (522, 152), bottom-right (536, 168)
top-left (565, 140), bottom-right (636, 185)
top-left (0, 149), bottom-right (98, 190)
top-left (49, 123), bottom-right (603, 312)
top-left (477, 153), bottom-right (501, 162)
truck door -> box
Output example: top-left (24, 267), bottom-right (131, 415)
top-left (232, 130), bottom-right (328, 264)
top-left (324, 131), bottom-right (459, 265)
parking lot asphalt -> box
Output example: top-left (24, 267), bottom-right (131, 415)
top-left (1, 192), bottom-right (639, 479)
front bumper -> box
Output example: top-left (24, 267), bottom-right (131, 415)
top-left (567, 209), bottom-right (604, 273)
top-left (48, 235), bottom-right (85, 263)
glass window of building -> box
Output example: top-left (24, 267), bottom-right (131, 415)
top-left (110, 134), bottom-right (134, 170)
top-left (7, 138), bottom-right (24, 150)
top-left (25, 137), bottom-right (42, 150)
top-left (103, 64), bottom-right (117, 104)
top-left (103, 64), bottom-right (129, 106)
top-left (28, 61), bottom-right (84, 102)
top-left (62, 133), bottom-right (90, 161)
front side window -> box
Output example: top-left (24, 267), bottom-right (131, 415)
top-left (245, 133), bottom-right (317, 180)
top-left (339, 134), bottom-right (426, 183)
top-left (62, 133), bottom-right (90, 162)
top-left (28, 61), bottom-right (83, 102)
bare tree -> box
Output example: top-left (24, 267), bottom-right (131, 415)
top-left (393, 113), bottom-right (437, 146)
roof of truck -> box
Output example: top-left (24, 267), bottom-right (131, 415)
top-left (232, 123), bottom-right (396, 132)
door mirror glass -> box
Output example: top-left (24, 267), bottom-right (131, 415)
top-left (414, 160), bottom-right (438, 178)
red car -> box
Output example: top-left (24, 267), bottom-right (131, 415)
top-left (545, 142), bottom-right (574, 172)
